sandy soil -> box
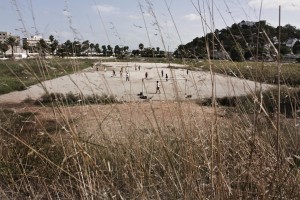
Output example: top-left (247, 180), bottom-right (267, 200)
top-left (7, 101), bottom-right (232, 143)
top-left (0, 61), bottom-right (270, 104)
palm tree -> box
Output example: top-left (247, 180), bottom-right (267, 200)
top-left (50, 40), bottom-right (58, 55)
top-left (22, 41), bottom-right (30, 57)
top-left (139, 43), bottom-right (144, 51)
top-left (82, 40), bottom-right (89, 55)
top-left (64, 40), bottom-right (73, 56)
top-left (49, 35), bottom-right (54, 43)
top-left (48, 35), bottom-right (58, 55)
top-left (90, 43), bottom-right (95, 55)
top-left (102, 45), bottom-right (107, 56)
top-left (95, 43), bottom-right (101, 54)
top-left (156, 47), bottom-right (160, 52)
top-left (38, 39), bottom-right (48, 57)
top-left (107, 45), bottom-right (113, 56)
top-left (114, 45), bottom-right (121, 56)
top-left (6, 36), bottom-right (17, 58)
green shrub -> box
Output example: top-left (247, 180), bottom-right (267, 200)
top-left (34, 92), bottom-right (118, 106)
top-left (197, 87), bottom-right (300, 117)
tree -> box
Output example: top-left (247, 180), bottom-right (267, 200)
top-left (274, 44), bottom-right (291, 55)
top-left (230, 45), bottom-right (244, 62)
top-left (57, 44), bottom-right (65, 58)
top-left (0, 42), bottom-right (9, 57)
top-left (141, 47), bottom-right (155, 57)
top-left (22, 41), bottom-right (30, 56)
top-left (90, 43), bottom-right (95, 55)
top-left (38, 39), bottom-right (49, 57)
top-left (48, 35), bottom-right (58, 55)
top-left (95, 43), bottom-right (101, 54)
top-left (131, 49), bottom-right (140, 56)
top-left (292, 41), bottom-right (300, 54)
top-left (139, 43), bottom-right (144, 51)
top-left (49, 35), bottom-right (54, 43)
top-left (173, 44), bottom-right (188, 58)
top-left (123, 46), bottom-right (129, 52)
top-left (64, 40), bottom-right (73, 56)
top-left (6, 36), bottom-right (17, 58)
top-left (114, 45), bottom-right (121, 56)
top-left (50, 39), bottom-right (58, 55)
top-left (82, 40), bottom-right (90, 55)
top-left (102, 45), bottom-right (107, 56)
top-left (107, 45), bottom-right (113, 56)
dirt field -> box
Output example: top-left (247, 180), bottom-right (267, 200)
top-left (0, 61), bottom-right (270, 104)
top-left (4, 100), bottom-right (231, 143)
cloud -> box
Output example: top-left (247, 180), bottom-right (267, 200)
top-left (248, 0), bottom-right (300, 11)
top-left (183, 13), bottom-right (201, 21)
top-left (62, 10), bottom-right (71, 17)
top-left (128, 14), bottom-right (141, 20)
top-left (92, 4), bottom-right (120, 14)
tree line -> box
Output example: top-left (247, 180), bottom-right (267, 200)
top-left (0, 34), bottom-right (168, 59)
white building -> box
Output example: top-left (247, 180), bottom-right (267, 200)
top-left (285, 38), bottom-right (299, 48)
top-left (22, 35), bottom-right (50, 53)
top-left (0, 31), bottom-right (20, 45)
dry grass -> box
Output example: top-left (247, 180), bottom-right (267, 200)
top-left (0, 100), bottom-right (299, 199)
top-left (1, 0), bottom-right (300, 199)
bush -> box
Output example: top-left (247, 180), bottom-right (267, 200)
top-left (34, 92), bottom-right (118, 106)
top-left (197, 87), bottom-right (300, 118)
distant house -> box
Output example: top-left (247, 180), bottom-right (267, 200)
top-left (238, 20), bottom-right (266, 28)
top-left (284, 38), bottom-right (299, 48)
top-left (238, 21), bottom-right (256, 27)
top-left (0, 31), bottom-right (20, 44)
top-left (22, 35), bottom-right (50, 53)
top-left (0, 31), bottom-right (23, 57)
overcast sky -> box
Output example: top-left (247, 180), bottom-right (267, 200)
top-left (1, 0), bottom-right (300, 51)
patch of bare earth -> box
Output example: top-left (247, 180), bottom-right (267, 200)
top-left (4, 101), bottom-right (231, 142)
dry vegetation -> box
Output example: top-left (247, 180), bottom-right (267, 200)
top-left (1, 0), bottom-right (300, 199)
top-left (0, 98), bottom-right (300, 199)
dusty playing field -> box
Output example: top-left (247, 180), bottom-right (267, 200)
top-left (0, 61), bottom-right (270, 104)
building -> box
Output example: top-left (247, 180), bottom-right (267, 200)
top-left (238, 21), bottom-right (256, 27)
top-left (22, 35), bottom-right (50, 53)
top-left (238, 20), bottom-right (266, 27)
top-left (0, 31), bottom-right (22, 57)
top-left (0, 32), bottom-right (10, 43)
top-left (285, 38), bottom-right (299, 48)
top-left (0, 31), bottom-right (20, 45)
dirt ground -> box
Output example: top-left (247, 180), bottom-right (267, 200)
top-left (0, 61), bottom-right (270, 104)
top-left (2, 101), bottom-right (232, 142)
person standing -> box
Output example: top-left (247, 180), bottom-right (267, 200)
top-left (138, 65), bottom-right (140, 71)
top-left (145, 72), bottom-right (148, 79)
top-left (165, 74), bottom-right (168, 81)
top-left (156, 81), bottom-right (161, 94)
top-left (161, 69), bottom-right (164, 77)
top-left (126, 72), bottom-right (129, 81)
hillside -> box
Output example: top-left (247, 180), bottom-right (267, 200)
top-left (174, 20), bottom-right (300, 61)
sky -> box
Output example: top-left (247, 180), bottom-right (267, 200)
top-left (1, 0), bottom-right (300, 51)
